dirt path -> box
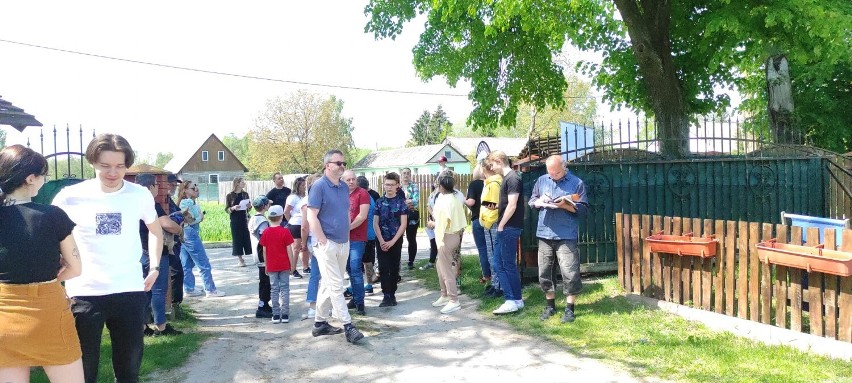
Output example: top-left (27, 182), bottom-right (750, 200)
top-left (146, 234), bottom-right (661, 383)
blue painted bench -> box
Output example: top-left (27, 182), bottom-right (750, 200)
top-left (781, 211), bottom-right (849, 248)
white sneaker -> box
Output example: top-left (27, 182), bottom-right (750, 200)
top-left (206, 290), bottom-right (226, 298)
top-left (184, 289), bottom-right (204, 297)
top-left (306, 308), bottom-right (316, 319)
top-left (492, 300), bottom-right (519, 315)
top-left (515, 300), bottom-right (525, 309)
top-left (440, 300), bottom-right (461, 314)
top-left (432, 296), bottom-right (450, 307)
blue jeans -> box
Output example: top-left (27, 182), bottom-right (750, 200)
top-left (485, 226), bottom-right (501, 290)
top-left (347, 241), bottom-right (366, 305)
top-left (180, 225), bottom-right (217, 293)
top-left (471, 219), bottom-right (491, 279)
top-left (494, 226), bottom-right (523, 301)
top-left (141, 249), bottom-right (170, 326)
top-left (268, 271), bottom-right (291, 316)
top-left (306, 246), bottom-right (321, 303)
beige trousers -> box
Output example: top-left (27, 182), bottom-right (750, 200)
top-left (437, 232), bottom-right (462, 301)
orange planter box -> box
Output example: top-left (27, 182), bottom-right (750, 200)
top-left (755, 239), bottom-right (852, 277)
top-left (645, 231), bottom-right (718, 258)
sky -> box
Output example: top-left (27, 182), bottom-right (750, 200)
top-left (0, 1), bottom-right (491, 159)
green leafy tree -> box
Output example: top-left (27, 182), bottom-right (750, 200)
top-left (428, 105), bottom-right (453, 143)
top-left (222, 133), bottom-right (249, 164)
top-left (0, 128), bottom-right (6, 148)
top-left (153, 152), bottom-right (173, 168)
top-left (365, 0), bottom-right (852, 157)
top-left (248, 90), bottom-right (355, 174)
top-left (407, 110), bottom-right (432, 146)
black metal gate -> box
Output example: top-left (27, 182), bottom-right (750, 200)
top-left (519, 118), bottom-right (851, 275)
top-left (27, 125), bottom-right (95, 204)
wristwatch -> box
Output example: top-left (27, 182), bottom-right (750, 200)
top-left (153, 266), bottom-right (160, 272)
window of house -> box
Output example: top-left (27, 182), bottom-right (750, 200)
top-left (444, 151), bottom-right (452, 159)
top-left (201, 151), bottom-right (209, 162)
top-left (217, 151), bottom-right (225, 161)
top-left (209, 174), bottom-right (219, 184)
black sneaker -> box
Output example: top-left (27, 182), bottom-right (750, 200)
top-left (539, 306), bottom-right (557, 321)
top-left (154, 324), bottom-right (184, 336)
top-left (143, 326), bottom-right (157, 337)
top-left (271, 314), bottom-right (281, 323)
top-left (379, 298), bottom-right (393, 307)
top-left (255, 308), bottom-right (273, 318)
top-left (356, 304), bottom-right (366, 316)
top-left (389, 296), bottom-right (398, 306)
top-left (303, 267), bottom-right (311, 273)
top-left (312, 322), bottom-right (343, 337)
top-left (292, 270), bottom-right (303, 279)
top-left (347, 300), bottom-right (356, 309)
top-left (407, 263), bottom-right (415, 270)
top-left (561, 308), bottom-right (576, 323)
top-left (281, 315), bottom-right (290, 323)
top-left (344, 289), bottom-right (353, 299)
top-left (345, 325), bottom-right (364, 344)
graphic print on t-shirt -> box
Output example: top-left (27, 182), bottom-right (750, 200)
top-left (96, 213), bottom-right (122, 235)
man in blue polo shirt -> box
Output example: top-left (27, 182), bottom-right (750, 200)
top-left (529, 155), bottom-right (588, 323)
top-left (306, 149), bottom-right (364, 344)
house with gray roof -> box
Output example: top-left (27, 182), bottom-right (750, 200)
top-left (351, 143), bottom-right (470, 177)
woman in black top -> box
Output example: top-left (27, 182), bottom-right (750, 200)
top-left (0, 145), bottom-right (84, 382)
top-left (225, 177), bottom-right (252, 267)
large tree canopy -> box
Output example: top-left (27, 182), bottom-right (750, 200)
top-left (365, 0), bottom-right (852, 155)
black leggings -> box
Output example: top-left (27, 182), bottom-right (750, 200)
top-left (429, 238), bottom-right (438, 264)
top-left (258, 266), bottom-right (271, 308)
top-left (406, 224), bottom-right (418, 265)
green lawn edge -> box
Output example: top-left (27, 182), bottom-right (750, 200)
top-left (412, 255), bottom-right (852, 383)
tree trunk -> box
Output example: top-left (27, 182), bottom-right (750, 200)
top-left (612, 0), bottom-right (690, 157)
top-left (766, 55), bottom-right (796, 144)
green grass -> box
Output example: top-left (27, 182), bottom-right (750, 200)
top-left (413, 256), bottom-right (852, 383)
top-left (198, 201), bottom-right (231, 242)
top-left (31, 307), bottom-right (209, 383)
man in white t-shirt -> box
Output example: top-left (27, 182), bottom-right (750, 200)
top-left (53, 134), bottom-right (163, 383)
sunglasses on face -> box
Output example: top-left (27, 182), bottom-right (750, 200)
top-left (327, 161), bottom-right (347, 167)
top-left (190, 187), bottom-right (198, 191)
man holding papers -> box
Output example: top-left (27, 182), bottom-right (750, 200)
top-left (529, 155), bottom-right (589, 324)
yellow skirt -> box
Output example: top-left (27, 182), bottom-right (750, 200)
top-left (0, 280), bottom-right (81, 367)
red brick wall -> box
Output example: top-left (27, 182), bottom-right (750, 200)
top-left (126, 174), bottom-right (172, 212)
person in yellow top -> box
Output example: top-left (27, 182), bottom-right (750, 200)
top-left (479, 156), bottom-right (503, 298)
top-left (429, 172), bottom-right (469, 314)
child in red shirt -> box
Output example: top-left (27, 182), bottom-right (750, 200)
top-left (259, 205), bottom-right (295, 323)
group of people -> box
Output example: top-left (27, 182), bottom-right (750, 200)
top-left (0, 130), bottom-right (589, 382)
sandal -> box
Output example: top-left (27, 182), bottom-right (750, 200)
top-left (479, 277), bottom-right (489, 284)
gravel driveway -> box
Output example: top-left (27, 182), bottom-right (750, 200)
top-left (145, 234), bottom-right (663, 383)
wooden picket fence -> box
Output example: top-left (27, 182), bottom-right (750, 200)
top-left (615, 213), bottom-right (852, 342)
top-left (362, 173), bottom-right (474, 227)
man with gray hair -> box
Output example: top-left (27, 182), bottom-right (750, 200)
top-left (306, 150), bottom-right (364, 344)
top-left (529, 155), bottom-right (588, 323)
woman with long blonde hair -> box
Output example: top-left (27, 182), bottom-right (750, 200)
top-left (225, 177), bottom-right (252, 267)
top-left (178, 180), bottom-right (225, 297)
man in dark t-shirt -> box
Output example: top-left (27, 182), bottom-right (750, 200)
top-left (266, 172), bottom-right (292, 208)
top-left (486, 151), bottom-right (525, 315)
top-left (465, 173), bottom-right (492, 292)
top-left (136, 173), bottom-right (184, 336)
